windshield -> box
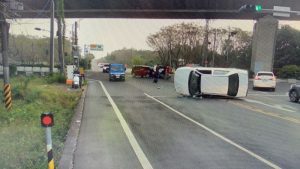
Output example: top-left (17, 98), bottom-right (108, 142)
top-left (258, 73), bottom-right (273, 76)
top-left (110, 65), bottom-right (124, 72)
top-left (3, 2), bottom-right (300, 169)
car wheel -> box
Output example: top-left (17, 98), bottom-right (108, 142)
top-left (289, 90), bottom-right (299, 102)
top-left (253, 87), bottom-right (256, 90)
top-left (271, 88), bottom-right (275, 92)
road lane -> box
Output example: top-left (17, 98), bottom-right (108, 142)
top-left (73, 81), bottom-right (143, 169)
top-left (145, 93), bottom-right (280, 169)
top-left (82, 71), bottom-right (300, 168)
top-left (98, 74), bottom-right (271, 169)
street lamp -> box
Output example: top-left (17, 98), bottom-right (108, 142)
top-left (34, 26), bottom-right (54, 73)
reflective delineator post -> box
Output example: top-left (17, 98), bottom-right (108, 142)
top-left (41, 112), bottom-right (55, 169)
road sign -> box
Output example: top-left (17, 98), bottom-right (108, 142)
top-left (273, 6), bottom-right (291, 17)
top-left (41, 112), bottom-right (54, 127)
top-left (90, 44), bottom-right (103, 51)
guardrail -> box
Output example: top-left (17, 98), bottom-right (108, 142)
top-left (0, 65), bottom-right (59, 76)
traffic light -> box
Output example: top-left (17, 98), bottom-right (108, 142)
top-left (41, 113), bottom-right (54, 127)
top-left (239, 4), bottom-right (263, 13)
top-left (255, 5), bottom-right (262, 12)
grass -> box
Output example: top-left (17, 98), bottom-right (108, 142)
top-left (0, 76), bottom-right (81, 169)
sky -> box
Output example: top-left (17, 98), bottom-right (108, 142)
top-left (8, 18), bottom-right (300, 59)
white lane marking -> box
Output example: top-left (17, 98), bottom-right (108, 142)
top-left (100, 81), bottom-right (154, 169)
top-left (244, 99), bottom-right (296, 113)
top-left (144, 93), bottom-right (281, 169)
top-left (247, 94), bottom-right (287, 97)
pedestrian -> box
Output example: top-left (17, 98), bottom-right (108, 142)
top-left (153, 64), bottom-right (159, 83)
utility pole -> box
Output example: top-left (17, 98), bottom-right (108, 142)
top-left (1, 14), bottom-right (12, 110)
top-left (202, 19), bottom-right (209, 67)
top-left (57, 16), bottom-right (64, 73)
top-left (212, 29), bottom-right (217, 67)
top-left (1, 0), bottom-right (24, 110)
top-left (49, 0), bottom-right (54, 74)
top-left (73, 21), bottom-right (79, 69)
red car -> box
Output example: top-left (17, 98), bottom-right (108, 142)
top-left (131, 65), bottom-right (152, 78)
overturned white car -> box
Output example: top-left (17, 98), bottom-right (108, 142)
top-left (174, 67), bottom-right (248, 98)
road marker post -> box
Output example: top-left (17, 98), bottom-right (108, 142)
top-left (41, 112), bottom-right (55, 169)
top-left (3, 84), bottom-right (12, 110)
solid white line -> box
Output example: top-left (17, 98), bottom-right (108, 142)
top-left (247, 94), bottom-right (287, 97)
top-left (99, 81), bottom-right (154, 169)
top-left (144, 93), bottom-right (281, 169)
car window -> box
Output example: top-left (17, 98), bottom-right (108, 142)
top-left (110, 65), bottom-right (124, 71)
top-left (196, 70), bottom-right (212, 74)
top-left (257, 73), bottom-right (273, 76)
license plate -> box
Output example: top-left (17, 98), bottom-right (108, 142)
top-left (116, 75), bottom-right (120, 78)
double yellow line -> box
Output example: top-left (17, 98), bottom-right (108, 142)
top-left (230, 101), bottom-right (300, 125)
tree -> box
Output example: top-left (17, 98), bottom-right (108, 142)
top-left (147, 23), bottom-right (205, 68)
top-left (131, 56), bottom-right (143, 65)
top-left (274, 25), bottom-right (300, 68)
top-left (8, 35), bottom-right (72, 66)
top-left (101, 48), bottom-right (158, 67)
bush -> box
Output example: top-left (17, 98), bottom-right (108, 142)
top-left (278, 65), bottom-right (300, 79)
top-left (46, 73), bottom-right (66, 84)
top-left (9, 64), bottom-right (17, 76)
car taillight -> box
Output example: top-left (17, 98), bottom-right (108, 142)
top-left (272, 77), bottom-right (276, 81)
top-left (255, 76), bottom-right (261, 80)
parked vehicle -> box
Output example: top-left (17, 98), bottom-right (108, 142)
top-left (155, 65), bottom-right (173, 79)
top-left (289, 84), bottom-right (300, 103)
top-left (102, 64), bottom-right (110, 73)
top-left (174, 67), bottom-right (248, 98)
top-left (109, 63), bottom-right (126, 81)
top-left (253, 71), bottom-right (276, 91)
top-left (132, 65), bottom-right (152, 78)
top-left (72, 74), bottom-right (80, 89)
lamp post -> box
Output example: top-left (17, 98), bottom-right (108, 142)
top-left (35, 27), bottom-right (53, 73)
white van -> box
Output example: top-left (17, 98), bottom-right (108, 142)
top-left (174, 67), bottom-right (248, 98)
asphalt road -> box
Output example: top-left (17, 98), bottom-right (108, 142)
top-left (73, 70), bottom-right (300, 169)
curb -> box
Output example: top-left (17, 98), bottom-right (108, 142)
top-left (58, 86), bottom-right (87, 169)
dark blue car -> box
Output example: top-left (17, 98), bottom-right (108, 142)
top-left (109, 63), bottom-right (126, 81)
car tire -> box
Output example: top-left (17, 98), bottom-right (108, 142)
top-left (253, 87), bottom-right (256, 90)
top-left (289, 90), bottom-right (299, 103)
top-left (271, 88), bottom-right (275, 92)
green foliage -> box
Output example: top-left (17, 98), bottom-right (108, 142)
top-left (101, 48), bottom-right (158, 67)
top-left (9, 64), bottom-right (17, 76)
top-left (0, 76), bottom-right (81, 168)
top-left (131, 56), bottom-right (144, 65)
top-left (278, 65), bottom-right (300, 79)
top-left (9, 34), bottom-right (72, 65)
top-left (46, 73), bottom-right (66, 84)
top-left (275, 25), bottom-right (300, 68)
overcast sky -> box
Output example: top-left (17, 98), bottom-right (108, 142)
top-left (8, 18), bottom-right (300, 59)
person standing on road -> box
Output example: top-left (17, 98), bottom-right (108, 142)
top-left (153, 64), bottom-right (159, 83)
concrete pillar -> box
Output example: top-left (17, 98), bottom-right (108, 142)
top-left (251, 15), bottom-right (278, 74)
